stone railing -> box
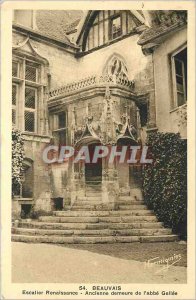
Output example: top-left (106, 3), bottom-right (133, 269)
top-left (49, 74), bottom-right (135, 98)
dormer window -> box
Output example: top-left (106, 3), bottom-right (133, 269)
top-left (110, 15), bottom-right (122, 40)
top-left (83, 11), bottom-right (141, 52)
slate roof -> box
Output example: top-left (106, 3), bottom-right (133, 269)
top-left (35, 10), bottom-right (83, 44)
top-left (138, 11), bottom-right (187, 45)
top-left (66, 18), bottom-right (81, 34)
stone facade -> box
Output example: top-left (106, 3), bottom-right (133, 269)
top-left (12, 10), bottom-right (187, 217)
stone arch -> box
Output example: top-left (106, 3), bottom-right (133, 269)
top-left (103, 53), bottom-right (129, 82)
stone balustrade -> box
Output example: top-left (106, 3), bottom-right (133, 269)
top-left (49, 74), bottom-right (135, 98)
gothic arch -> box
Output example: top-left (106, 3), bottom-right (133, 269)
top-left (103, 53), bottom-right (129, 81)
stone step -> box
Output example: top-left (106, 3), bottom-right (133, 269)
top-left (85, 186), bottom-right (102, 191)
top-left (85, 192), bottom-right (102, 197)
top-left (18, 222), bottom-right (107, 230)
top-left (69, 206), bottom-right (111, 211)
top-left (116, 200), bottom-right (145, 205)
top-left (12, 234), bottom-right (178, 244)
top-left (12, 227), bottom-right (172, 237)
top-left (119, 191), bottom-right (130, 196)
top-left (53, 210), bottom-right (153, 217)
top-left (69, 204), bottom-right (145, 211)
top-left (17, 221), bottom-right (164, 230)
top-left (98, 216), bottom-right (158, 223)
top-left (119, 196), bottom-right (143, 201)
top-left (73, 197), bottom-right (103, 205)
top-left (73, 201), bottom-right (146, 207)
top-left (39, 215), bottom-right (158, 223)
top-left (54, 211), bottom-right (109, 217)
top-left (109, 222), bottom-right (164, 229)
top-left (118, 205), bottom-right (148, 210)
top-left (70, 205), bottom-right (113, 211)
top-left (39, 216), bottom-right (99, 223)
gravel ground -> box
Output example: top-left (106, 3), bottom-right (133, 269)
top-left (62, 241), bottom-right (187, 267)
top-left (12, 242), bottom-right (187, 283)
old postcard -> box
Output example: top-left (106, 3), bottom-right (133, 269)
top-left (0, 0), bottom-right (195, 299)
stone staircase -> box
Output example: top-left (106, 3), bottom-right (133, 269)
top-left (12, 185), bottom-right (178, 244)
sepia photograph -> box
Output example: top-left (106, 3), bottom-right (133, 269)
top-left (0, 1), bottom-right (195, 299)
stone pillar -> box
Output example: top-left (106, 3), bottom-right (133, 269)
top-left (70, 161), bottom-right (85, 205)
top-left (102, 157), bottom-right (119, 208)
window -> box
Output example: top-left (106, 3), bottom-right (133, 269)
top-left (58, 112), bottom-right (66, 129)
top-left (24, 87), bottom-right (37, 132)
top-left (25, 62), bottom-right (37, 82)
top-left (53, 111), bottom-right (67, 146)
top-left (171, 47), bottom-right (187, 107)
top-left (12, 58), bottom-right (41, 133)
top-left (110, 15), bottom-right (122, 39)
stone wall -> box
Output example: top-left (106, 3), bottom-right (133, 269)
top-left (23, 136), bottom-right (52, 211)
top-left (153, 27), bottom-right (187, 136)
top-left (78, 35), bottom-right (153, 94)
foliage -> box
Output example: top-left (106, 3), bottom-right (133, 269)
top-left (143, 132), bottom-right (187, 239)
top-left (12, 128), bottom-right (25, 196)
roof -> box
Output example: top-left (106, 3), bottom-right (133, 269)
top-left (75, 10), bottom-right (147, 44)
top-left (66, 18), bottom-right (81, 34)
top-left (35, 10), bottom-right (83, 44)
top-left (138, 11), bottom-right (187, 45)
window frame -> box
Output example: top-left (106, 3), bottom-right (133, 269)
top-left (53, 111), bottom-right (68, 146)
top-left (12, 56), bottom-right (43, 134)
top-left (171, 45), bottom-right (187, 108)
top-left (109, 14), bottom-right (122, 40)
top-left (12, 83), bottom-right (18, 127)
top-left (24, 86), bottom-right (38, 133)
top-left (12, 60), bottom-right (20, 78)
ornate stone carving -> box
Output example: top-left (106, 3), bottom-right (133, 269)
top-left (49, 74), bottom-right (135, 99)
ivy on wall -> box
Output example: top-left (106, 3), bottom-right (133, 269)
top-left (12, 128), bottom-right (25, 196)
top-left (143, 132), bottom-right (187, 239)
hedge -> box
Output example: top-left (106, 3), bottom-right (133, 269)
top-left (142, 132), bottom-right (187, 239)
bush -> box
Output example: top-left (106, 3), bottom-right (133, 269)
top-left (143, 132), bottom-right (187, 239)
top-left (12, 128), bottom-right (25, 196)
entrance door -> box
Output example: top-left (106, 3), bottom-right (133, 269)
top-left (85, 143), bottom-right (102, 184)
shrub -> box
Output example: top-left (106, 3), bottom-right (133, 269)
top-left (12, 128), bottom-right (25, 196)
top-left (143, 132), bottom-right (187, 239)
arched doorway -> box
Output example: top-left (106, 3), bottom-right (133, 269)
top-left (85, 143), bottom-right (102, 184)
